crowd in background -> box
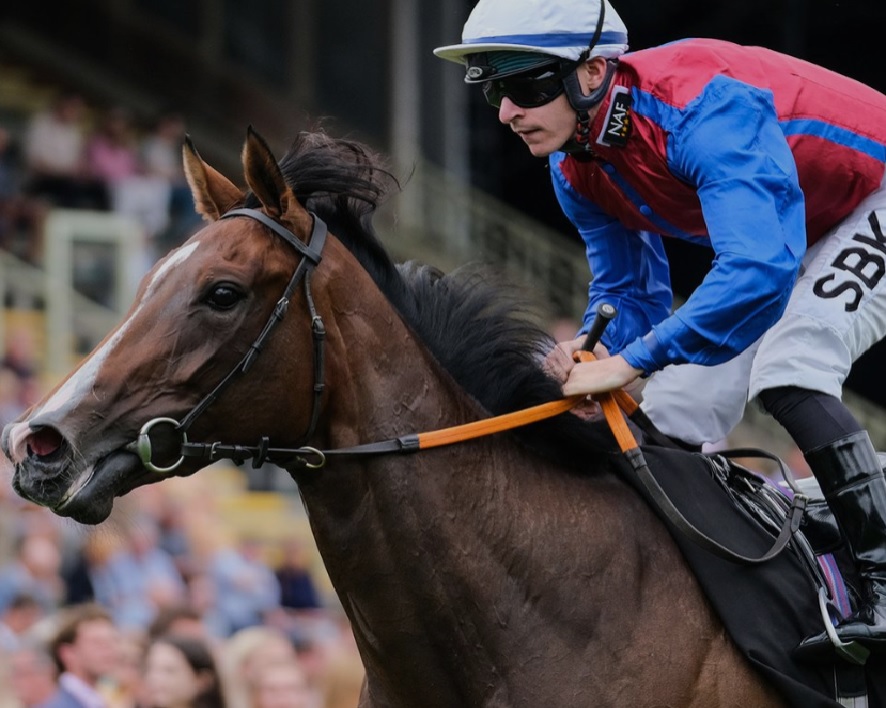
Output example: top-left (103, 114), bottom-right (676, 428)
top-left (0, 89), bottom-right (202, 271)
top-left (0, 88), bottom-right (364, 707)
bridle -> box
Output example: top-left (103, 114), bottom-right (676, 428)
top-left (126, 207), bottom-right (329, 474)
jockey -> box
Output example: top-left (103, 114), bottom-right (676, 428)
top-left (435, 0), bottom-right (886, 657)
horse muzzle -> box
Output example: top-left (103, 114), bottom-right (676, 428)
top-left (2, 420), bottom-right (146, 524)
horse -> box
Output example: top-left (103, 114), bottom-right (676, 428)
top-left (1, 127), bottom-right (790, 707)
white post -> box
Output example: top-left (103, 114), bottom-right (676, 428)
top-left (389, 0), bottom-right (422, 231)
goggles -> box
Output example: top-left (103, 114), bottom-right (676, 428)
top-left (482, 60), bottom-right (578, 109)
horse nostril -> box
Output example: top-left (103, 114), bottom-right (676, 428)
top-left (27, 427), bottom-right (65, 459)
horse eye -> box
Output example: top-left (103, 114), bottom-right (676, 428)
top-left (204, 283), bottom-right (244, 310)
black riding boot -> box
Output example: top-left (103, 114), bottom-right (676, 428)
top-left (797, 431), bottom-right (886, 657)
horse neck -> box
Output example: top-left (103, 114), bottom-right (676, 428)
top-left (294, 244), bottom-right (667, 705)
top-left (299, 238), bottom-right (500, 536)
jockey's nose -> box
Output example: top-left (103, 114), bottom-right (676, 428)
top-left (498, 96), bottom-right (523, 124)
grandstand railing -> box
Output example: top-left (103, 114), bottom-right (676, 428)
top-left (2, 209), bottom-right (140, 377)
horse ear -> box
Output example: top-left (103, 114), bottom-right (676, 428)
top-left (182, 136), bottom-right (244, 222)
top-left (242, 127), bottom-right (310, 231)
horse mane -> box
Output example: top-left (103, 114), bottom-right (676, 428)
top-left (247, 130), bottom-right (618, 466)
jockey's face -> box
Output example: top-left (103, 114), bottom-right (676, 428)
top-left (498, 57), bottom-right (606, 157)
top-left (497, 93), bottom-right (577, 157)
top-left (495, 58), bottom-right (609, 158)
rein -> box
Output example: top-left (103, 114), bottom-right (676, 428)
top-left (177, 396), bottom-right (585, 469)
top-left (572, 350), bottom-right (808, 566)
top-left (128, 206), bottom-right (588, 475)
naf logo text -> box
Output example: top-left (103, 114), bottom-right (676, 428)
top-left (597, 86), bottom-right (632, 148)
top-left (813, 211), bottom-right (886, 312)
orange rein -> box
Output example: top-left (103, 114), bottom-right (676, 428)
top-left (572, 350), bottom-right (641, 454)
top-left (415, 350), bottom-right (640, 453)
top-left (178, 348), bottom-right (643, 470)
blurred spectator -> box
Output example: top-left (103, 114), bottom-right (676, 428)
top-left (147, 604), bottom-right (212, 645)
top-left (85, 105), bottom-right (168, 272)
top-left (318, 648), bottom-right (365, 708)
top-left (188, 522), bottom-right (281, 637)
top-left (142, 634), bottom-right (225, 708)
top-left (0, 659), bottom-right (15, 708)
top-left (59, 531), bottom-right (98, 608)
top-left (0, 366), bottom-right (27, 428)
top-left (104, 632), bottom-right (147, 708)
top-left (249, 660), bottom-right (314, 708)
top-left (140, 111), bottom-right (201, 254)
top-left (137, 486), bottom-right (193, 581)
top-left (275, 538), bottom-right (321, 612)
top-left (8, 641), bottom-right (59, 707)
top-left (43, 603), bottom-right (120, 708)
top-left (0, 125), bottom-right (46, 263)
top-left (23, 92), bottom-right (107, 210)
top-left (88, 517), bottom-right (187, 633)
top-left (0, 482), bottom-right (62, 572)
top-left (1, 325), bottom-right (39, 382)
top-left (290, 614), bottom-right (363, 708)
top-left (0, 124), bottom-right (23, 196)
top-left (0, 327), bottom-right (43, 434)
top-left (85, 107), bottom-right (140, 186)
top-left (0, 533), bottom-right (65, 615)
top-left (217, 625), bottom-right (299, 708)
top-left (0, 368), bottom-right (41, 434)
top-left (139, 111), bottom-right (184, 187)
top-left (0, 592), bottom-right (44, 652)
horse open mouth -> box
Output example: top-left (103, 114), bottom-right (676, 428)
top-left (13, 426), bottom-right (150, 525)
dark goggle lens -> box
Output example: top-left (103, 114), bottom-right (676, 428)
top-left (482, 70), bottom-right (568, 109)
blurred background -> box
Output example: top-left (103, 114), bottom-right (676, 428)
top-left (0, 1), bottom-right (884, 706)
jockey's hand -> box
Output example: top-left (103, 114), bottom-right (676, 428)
top-left (562, 354), bottom-right (643, 397)
top-left (542, 336), bottom-right (610, 384)
top-left (542, 337), bottom-right (612, 421)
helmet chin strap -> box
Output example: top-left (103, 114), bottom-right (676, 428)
top-left (560, 59), bottom-right (618, 154)
top-left (558, 0), bottom-right (615, 155)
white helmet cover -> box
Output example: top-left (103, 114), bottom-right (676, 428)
top-left (434, 0), bottom-right (629, 65)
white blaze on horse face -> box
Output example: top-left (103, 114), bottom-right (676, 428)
top-left (7, 242), bottom-right (202, 462)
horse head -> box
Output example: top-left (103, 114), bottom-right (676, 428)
top-left (1, 128), bottom-right (328, 523)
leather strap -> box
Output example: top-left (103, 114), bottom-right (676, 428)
top-left (573, 350), bottom-right (806, 565)
top-left (181, 396), bottom-right (584, 468)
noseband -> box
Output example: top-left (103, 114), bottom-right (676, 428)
top-left (126, 207), bottom-right (328, 473)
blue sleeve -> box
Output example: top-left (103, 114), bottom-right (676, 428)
top-left (550, 154), bottom-right (672, 353)
top-left (621, 77), bottom-right (807, 374)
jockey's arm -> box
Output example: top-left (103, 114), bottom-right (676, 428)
top-left (620, 80), bottom-right (807, 377)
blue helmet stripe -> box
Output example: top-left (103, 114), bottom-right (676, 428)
top-left (463, 30), bottom-right (628, 49)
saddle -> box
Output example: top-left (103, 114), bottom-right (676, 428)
top-left (619, 441), bottom-right (884, 708)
